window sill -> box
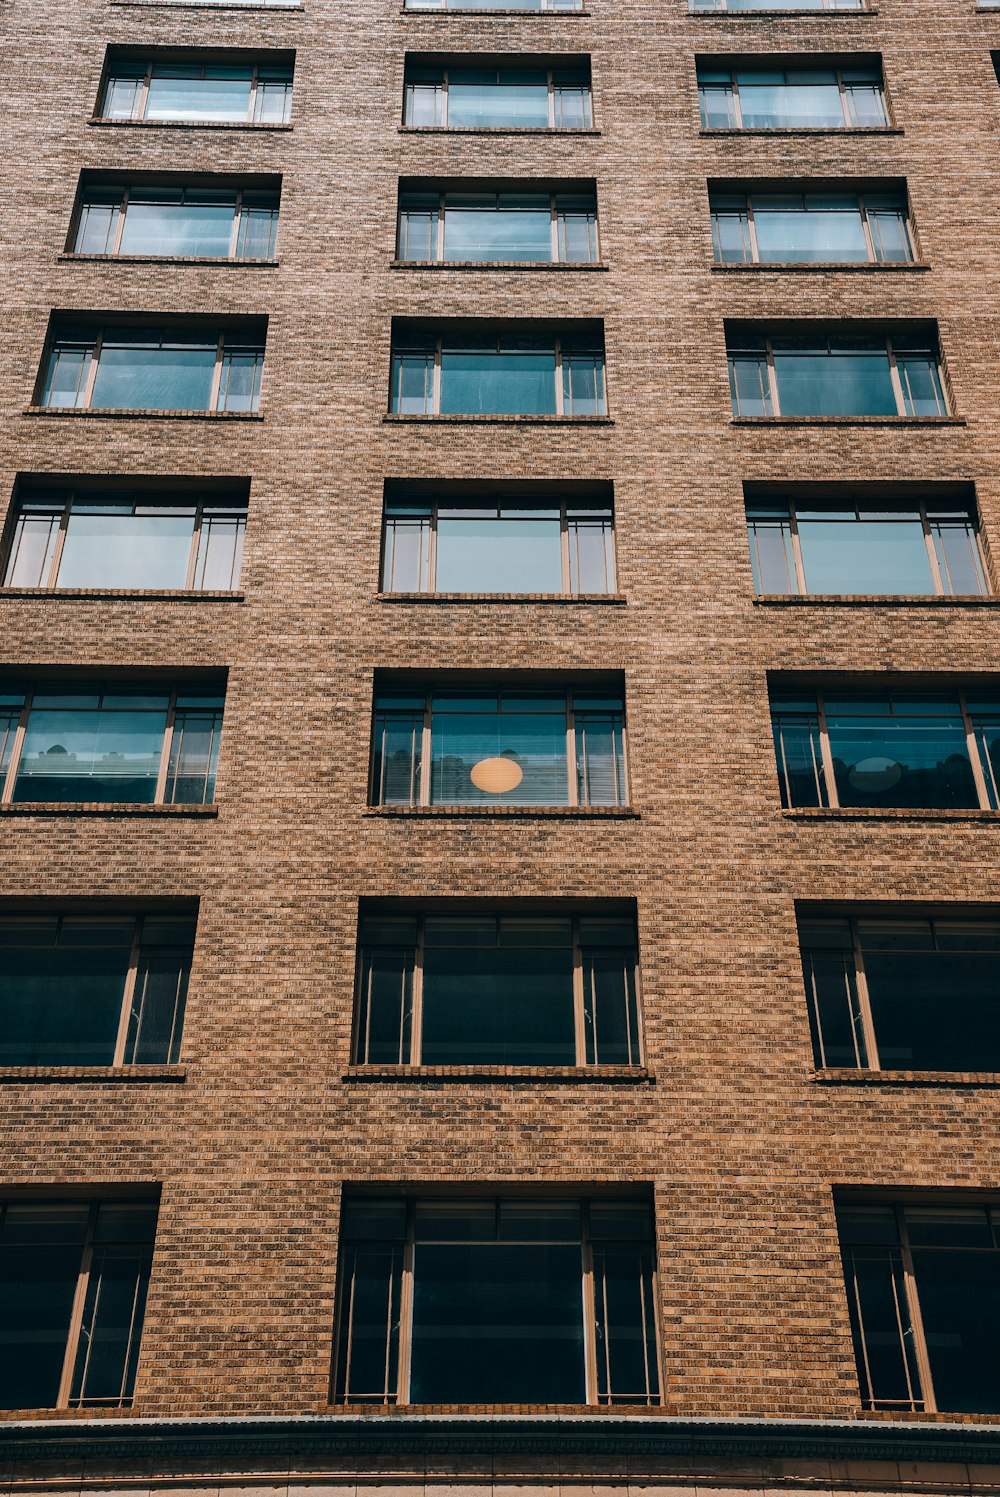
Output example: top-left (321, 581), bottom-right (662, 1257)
top-left (391, 259), bottom-right (609, 271)
top-left (377, 591), bottom-right (626, 604)
top-left (813, 1067), bottom-right (1000, 1086)
top-left (25, 408), bottom-right (263, 421)
top-left (755, 592), bottom-right (997, 606)
top-left (111, 1), bottom-right (301, 8)
top-left (712, 260), bottom-right (928, 272)
top-left (733, 415), bottom-right (963, 426)
top-left (400, 125), bottom-right (601, 136)
top-left (384, 413), bottom-right (613, 425)
top-left (365, 804), bottom-right (638, 818)
top-left (0, 802), bottom-right (219, 817)
top-left (58, 253), bottom-right (279, 268)
top-left (345, 1064), bottom-right (651, 1082)
top-left (783, 806), bottom-right (1000, 821)
top-left (402, 6), bottom-right (590, 12)
top-left (0, 1065), bottom-right (186, 1083)
top-left (87, 119), bottom-right (293, 132)
top-left (0, 587), bottom-right (244, 601)
top-left (701, 126), bottom-right (903, 135)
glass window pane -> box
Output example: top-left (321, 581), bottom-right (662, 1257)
top-left (429, 700), bottom-right (569, 805)
top-left (584, 951), bottom-right (640, 1064)
top-left (729, 352), bottom-right (772, 416)
top-left (5, 511), bottom-right (62, 587)
top-left (91, 339), bottom-right (217, 412)
top-left (217, 349), bottom-right (263, 413)
top-left (861, 934), bottom-right (1000, 1071)
top-left (443, 199), bottom-right (553, 262)
top-left (373, 709), bottom-right (423, 805)
top-left (747, 516), bottom-right (797, 593)
top-left (842, 1245), bottom-right (921, 1408)
top-left (738, 76), bottom-right (845, 128)
top-left (56, 509), bottom-right (195, 590)
top-left (0, 919), bottom-right (134, 1066)
top-left (447, 71), bottom-right (550, 128)
top-left (752, 198), bottom-right (869, 263)
top-left (932, 521), bottom-right (989, 596)
top-left (194, 513), bottom-right (246, 590)
top-left (0, 1204), bottom-right (90, 1410)
top-left (435, 515), bottom-right (563, 592)
top-left (825, 698), bottom-right (979, 809)
top-left (575, 710), bottom-right (626, 806)
top-left (68, 1243), bottom-right (153, 1406)
top-left (421, 940), bottom-right (576, 1064)
top-left (800, 947), bottom-right (867, 1067)
top-left (75, 198), bottom-right (122, 255)
top-left (391, 352), bottom-right (433, 414)
top-left (145, 67), bottom-right (253, 122)
top-left (568, 518), bottom-right (614, 593)
top-left (334, 1243), bottom-right (403, 1402)
top-left (42, 344), bottom-right (92, 409)
top-left (912, 1244), bottom-right (1000, 1412)
top-left (439, 345), bottom-right (557, 416)
top-left (771, 344), bottom-right (898, 417)
top-left (796, 514), bottom-right (936, 595)
top-left (118, 195), bottom-right (236, 257)
top-left (165, 709), bottom-right (222, 804)
top-left (124, 941), bottom-right (192, 1064)
top-left (770, 707), bottom-right (828, 807)
top-left (356, 947), bottom-right (414, 1064)
top-left (592, 1245), bottom-right (659, 1404)
top-left (13, 701), bottom-right (168, 804)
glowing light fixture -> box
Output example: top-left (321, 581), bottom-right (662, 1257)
top-left (470, 756), bottom-right (524, 794)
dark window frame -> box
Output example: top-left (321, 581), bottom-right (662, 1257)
top-left (69, 182), bottom-right (280, 261)
top-left (698, 63), bottom-right (889, 131)
top-left (97, 59), bottom-right (294, 125)
top-left (36, 325), bottom-right (266, 414)
top-left (710, 187), bottom-right (913, 265)
top-left (727, 330), bottom-right (948, 419)
top-left (397, 188), bottom-right (600, 263)
top-left (402, 63), bottom-right (594, 130)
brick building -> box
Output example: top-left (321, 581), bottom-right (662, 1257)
top-left (4, 0), bottom-right (1000, 1495)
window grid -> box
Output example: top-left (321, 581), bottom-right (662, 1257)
top-left (99, 63), bottom-right (292, 125)
top-left (38, 329), bottom-right (265, 413)
top-left (403, 68), bottom-right (593, 129)
top-left (389, 336), bottom-right (606, 416)
top-left (396, 191), bottom-right (599, 264)
top-left (710, 190), bottom-right (913, 266)
top-left (71, 186), bottom-right (279, 261)
top-left (728, 334), bottom-right (947, 418)
top-left (700, 67), bottom-right (886, 130)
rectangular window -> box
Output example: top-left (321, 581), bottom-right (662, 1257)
top-left (355, 911), bottom-right (641, 1066)
top-left (693, 0), bottom-right (862, 9)
top-left (390, 331), bottom-right (606, 416)
top-left (727, 330), bottom-right (946, 418)
top-left (770, 684), bottom-right (1000, 811)
top-left (0, 912), bottom-right (195, 1067)
top-left (98, 59), bottom-right (293, 125)
top-left (0, 1199), bottom-right (157, 1410)
top-left (698, 64), bottom-right (887, 130)
top-left (381, 497), bottom-right (615, 595)
top-left (372, 686), bottom-right (627, 808)
top-left (333, 1195), bottom-right (659, 1406)
top-left (711, 189), bottom-right (912, 265)
top-left (0, 683), bottom-right (224, 806)
top-left (839, 1201), bottom-right (1000, 1414)
top-left (38, 325), bottom-right (265, 414)
top-left (801, 913), bottom-right (1000, 1073)
top-left (403, 64), bottom-right (592, 129)
top-left (4, 487), bottom-right (247, 591)
top-left (746, 498), bottom-right (988, 597)
top-left (72, 184), bottom-right (279, 260)
top-left (397, 189), bottom-right (599, 263)
top-left (406, 0), bottom-right (580, 10)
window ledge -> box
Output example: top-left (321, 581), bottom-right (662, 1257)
top-left (755, 592), bottom-right (997, 606)
top-left (733, 415), bottom-right (964, 426)
top-left (701, 126), bottom-right (903, 135)
top-left (402, 6), bottom-right (590, 12)
top-left (813, 1067), bottom-right (1000, 1086)
top-left (345, 1064), bottom-right (651, 1082)
top-left (0, 587), bottom-right (244, 601)
top-left (391, 259), bottom-right (609, 271)
top-left (712, 260), bottom-right (928, 272)
top-left (0, 802), bottom-right (219, 817)
top-left (400, 125), bottom-right (601, 136)
top-left (377, 591), bottom-right (626, 604)
top-left (25, 408), bottom-right (263, 421)
top-left (110, 1), bottom-right (301, 8)
top-left (87, 119), bottom-right (293, 131)
top-left (364, 804), bottom-right (638, 818)
top-left (690, 5), bottom-right (876, 11)
top-left (384, 413), bottom-right (613, 425)
top-left (0, 1065), bottom-right (186, 1083)
top-left (783, 806), bottom-right (1000, 821)
top-left (58, 253), bottom-right (279, 267)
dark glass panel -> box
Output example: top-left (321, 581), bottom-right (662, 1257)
top-left (592, 1245), bottom-right (659, 1403)
top-left (421, 942), bottom-right (576, 1064)
top-left (862, 941), bottom-right (1000, 1070)
top-left (913, 1244), bottom-right (1000, 1411)
top-left (357, 947), bottom-right (414, 1064)
top-left (584, 951), bottom-right (640, 1064)
top-left (333, 1244), bottom-right (403, 1402)
top-left (842, 1245), bottom-right (921, 1408)
top-left (0, 1204), bottom-right (89, 1410)
top-left (0, 919), bottom-right (133, 1065)
top-left (825, 703), bottom-right (978, 809)
top-left (801, 948), bottom-right (867, 1067)
top-left (68, 1244), bottom-right (152, 1405)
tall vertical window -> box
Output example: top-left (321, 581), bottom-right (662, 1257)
top-left (403, 64), bottom-right (592, 130)
top-left (770, 684), bottom-right (1000, 811)
top-left (72, 183), bottom-right (279, 260)
top-left (727, 330), bottom-right (947, 418)
top-left (800, 913), bottom-right (1000, 1073)
top-left (390, 330), bottom-right (606, 416)
top-left (355, 911), bottom-right (641, 1066)
top-left (4, 487), bottom-right (247, 591)
top-left (0, 683), bottom-right (224, 806)
top-left (334, 1195), bottom-right (660, 1406)
top-left (839, 1201), bottom-right (1000, 1414)
top-left (711, 189), bottom-right (912, 264)
top-left (381, 495), bottom-right (615, 595)
top-left (0, 1199), bottom-right (158, 1410)
top-left (98, 58), bottom-right (293, 125)
top-left (38, 324), bottom-right (265, 414)
top-left (746, 498), bottom-right (988, 596)
top-left (397, 189), bottom-right (599, 263)
top-left (698, 64), bottom-right (888, 130)
top-left (372, 685), bottom-right (628, 808)
top-left (0, 912), bottom-right (195, 1067)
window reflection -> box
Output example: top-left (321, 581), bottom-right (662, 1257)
top-left (39, 326), bottom-right (265, 413)
top-left (390, 332), bottom-right (606, 417)
top-left (699, 64), bottom-right (887, 130)
top-left (403, 65), bottom-right (592, 129)
top-left (100, 60), bottom-right (293, 125)
top-left (728, 331), bottom-right (947, 419)
top-left (398, 190), bottom-right (598, 263)
top-left (711, 190), bottom-right (911, 264)
top-left (73, 185), bottom-right (279, 260)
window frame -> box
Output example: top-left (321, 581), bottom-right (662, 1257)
top-left (99, 60), bottom-right (293, 125)
top-left (710, 188), bottom-right (913, 266)
top-left (69, 184), bottom-right (280, 261)
top-left (402, 65), bottom-right (593, 130)
top-left (38, 328), bottom-right (265, 414)
top-left (699, 65), bottom-right (888, 131)
top-left (396, 189), bottom-right (600, 264)
top-left (728, 332), bottom-right (948, 419)
top-left (388, 333), bottom-right (607, 417)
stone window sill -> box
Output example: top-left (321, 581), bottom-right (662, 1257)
top-left (712, 260), bottom-right (928, 272)
top-left (733, 415), bottom-right (964, 427)
top-left (59, 253), bottom-right (279, 268)
top-left (701, 126), bottom-right (903, 136)
top-left (25, 408), bottom-right (263, 421)
top-left (345, 1064), bottom-right (651, 1083)
top-left (0, 802), bottom-right (219, 817)
top-left (0, 588), bottom-right (244, 601)
top-left (391, 259), bottom-right (609, 271)
top-left (400, 125), bottom-right (601, 136)
top-left (377, 591), bottom-right (626, 604)
top-left (755, 592), bottom-right (997, 606)
top-left (813, 1067), bottom-right (1000, 1086)
top-left (364, 804), bottom-right (638, 819)
top-left (87, 119), bottom-right (293, 132)
top-left (0, 1065), bottom-right (186, 1083)
top-left (384, 413), bottom-right (612, 425)
top-left (783, 806), bottom-right (1000, 821)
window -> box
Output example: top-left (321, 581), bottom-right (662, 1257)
top-left (333, 1195), bottom-right (659, 1406)
top-left (403, 63), bottom-right (592, 129)
top-left (355, 911), bottom-right (641, 1066)
top-left (800, 913), bottom-right (1000, 1073)
top-left (372, 685), bottom-right (627, 808)
top-left (0, 1199), bottom-right (157, 1410)
top-left (4, 487), bottom-right (247, 591)
top-left (406, 0), bottom-right (580, 10)
top-left (98, 58), bottom-right (293, 125)
top-left (693, 0), bottom-right (862, 9)
top-left (839, 1201), bottom-right (1000, 1413)
top-left (397, 189), bottom-right (599, 263)
top-left (698, 63), bottom-right (887, 130)
top-left (38, 324), bottom-right (265, 413)
top-left (0, 913), bottom-right (194, 1067)
top-left (727, 330), bottom-right (946, 418)
top-left (390, 330), bottom-right (606, 416)
top-left (0, 683), bottom-right (224, 806)
top-left (747, 497), bottom-right (987, 596)
top-left (71, 183), bottom-right (279, 260)
top-left (770, 684), bottom-right (1000, 810)
top-left (711, 189), bottom-right (912, 264)
top-left (381, 495), bottom-right (615, 594)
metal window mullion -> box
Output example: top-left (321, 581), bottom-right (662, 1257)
top-left (229, 191), bottom-right (242, 259)
top-left (249, 66), bottom-right (260, 123)
top-left (2, 696), bottom-right (31, 803)
top-left (849, 919), bottom-right (880, 1070)
top-left (398, 1214), bottom-right (416, 1404)
top-left (885, 338), bottom-right (908, 416)
top-left (566, 691), bottom-right (578, 806)
top-left (426, 506), bottom-right (438, 592)
top-left (837, 69), bottom-right (849, 125)
top-left (849, 1250), bottom-right (882, 1407)
top-left (138, 65), bottom-right (152, 121)
top-left (561, 506), bottom-right (572, 594)
top-left (113, 919), bottom-right (143, 1066)
top-left (815, 693), bottom-right (839, 808)
top-left (572, 919), bottom-right (587, 1064)
top-left (114, 1251), bottom-right (146, 1404)
top-left (441, 70), bottom-right (449, 127)
top-left (155, 692), bottom-right (177, 805)
top-left (897, 1210), bottom-right (937, 1412)
top-left (209, 333), bottom-right (225, 413)
top-left (80, 331), bottom-right (103, 410)
top-left (46, 496), bottom-right (74, 586)
top-left (785, 505), bottom-right (808, 595)
top-left (57, 1203), bottom-right (98, 1408)
top-left (960, 689), bottom-right (994, 809)
top-left (919, 503), bottom-right (947, 596)
top-left (419, 696), bottom-right (432, 806)
top-left (410, 924), bottom-right (424, 1065)
top-left (111, 189), bottom-right (130, 256)
top-left (764, 339), bottom-right (780, 416)
top-left (745, 197), bottom-right (760, 264)
top-left (547, 69), bottom-right (555, 126)
top-left (730, 74), bottom-right (742, 128)
top-left (581, 1213), bottom-right (600, 1405)
top-left (857, 196), bottom-right (879, 264)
